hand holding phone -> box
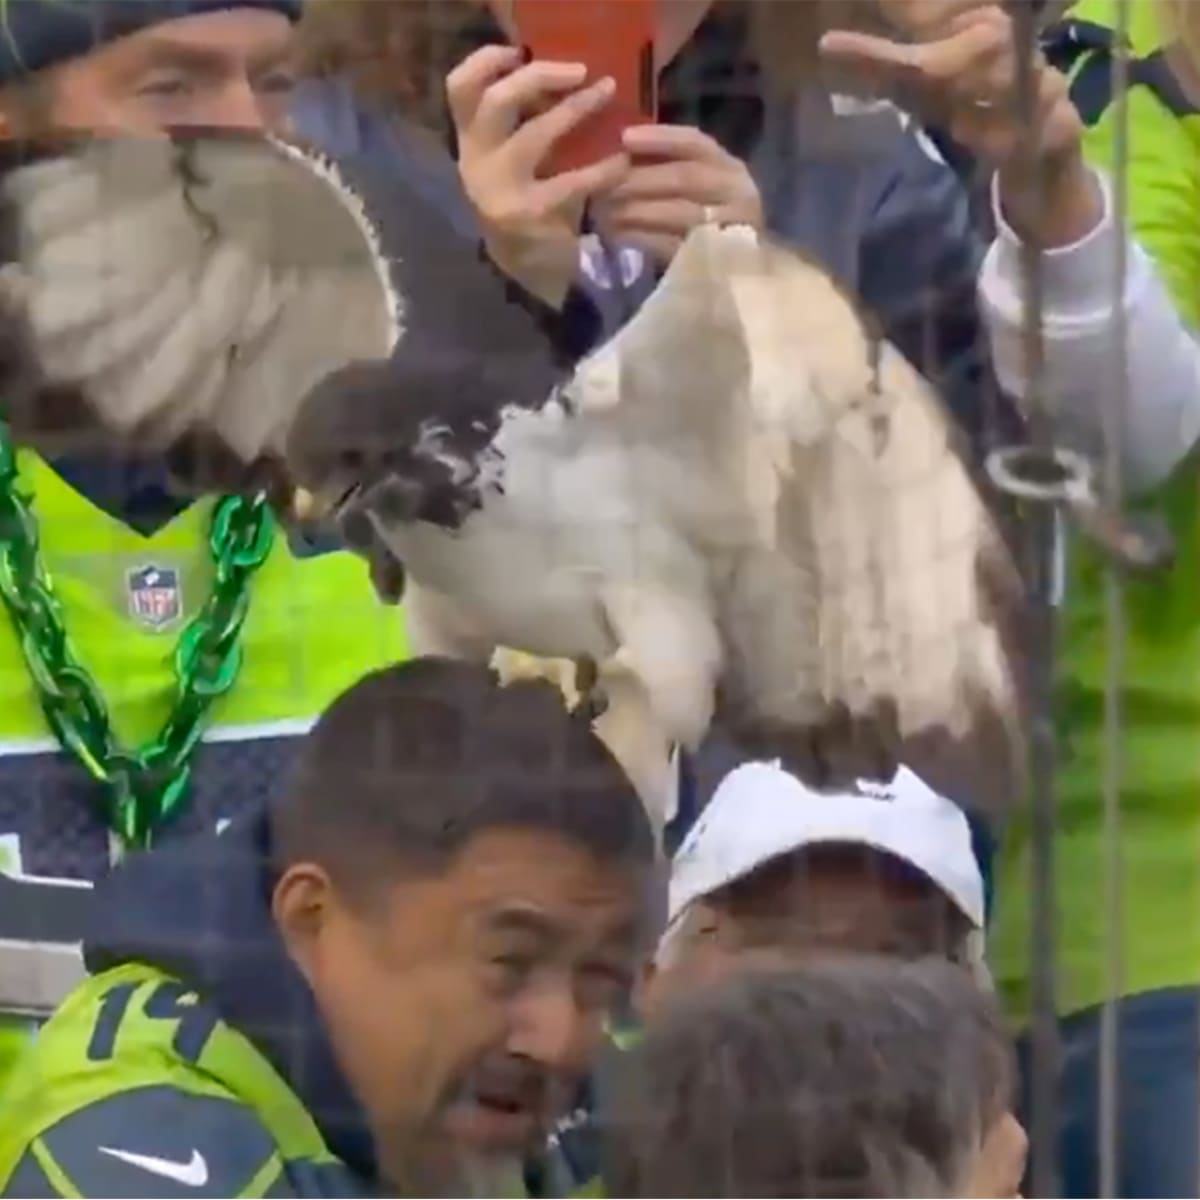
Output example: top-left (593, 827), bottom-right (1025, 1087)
top-left (447, 44), bottom-right (633, 306)
top-left (511, 0), bottom-right (657, 176)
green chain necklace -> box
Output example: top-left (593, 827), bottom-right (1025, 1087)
top-left (0, 421), bottom-right (277, 849)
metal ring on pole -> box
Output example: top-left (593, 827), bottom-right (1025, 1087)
top-left (985, 443), bottom-right (1093, 506)
top-left (986, 443), bottom-right (1176, 575)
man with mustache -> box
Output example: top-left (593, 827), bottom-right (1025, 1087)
top-left (0, 658), bottom-right (655, 1197)
top-left (0, 0), bottom-right (410, 1090)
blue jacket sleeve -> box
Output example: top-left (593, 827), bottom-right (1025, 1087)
top-left (858, 128), bottom-right (1023, 458)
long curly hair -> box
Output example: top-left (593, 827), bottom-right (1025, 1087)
top-left (298, 0), bottom-right (884, 131)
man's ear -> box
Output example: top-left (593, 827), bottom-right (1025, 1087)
top-left (271, 862), bottom-right (336, 980)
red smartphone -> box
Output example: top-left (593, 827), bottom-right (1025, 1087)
top-left (511, 0), bottom-right (657, 177)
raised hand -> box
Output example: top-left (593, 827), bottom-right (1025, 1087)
top-left (448, 44), bottom-right (631, 305)
top-left (591, 124), bottom-right (763, 266)
top-left (820, 4), bottom-right (1099, 247)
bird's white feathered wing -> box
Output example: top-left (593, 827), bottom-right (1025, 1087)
top-left (567, 223), bottom-right (1025, 819)
top-left (0, 135), bottom-right (401, 468)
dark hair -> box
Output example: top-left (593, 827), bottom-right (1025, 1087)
top-left (270, 657), bottom-right (655, 891)
top-left (606, 955), bottom-right (1013, 1197)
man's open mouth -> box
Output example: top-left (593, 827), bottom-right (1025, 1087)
top-left (470, 1080), bottom-right (544, 1126)
top-left (473, 1087), bottom-right (528, 1116)
top-left (442, 1079), bottom-right (550, 1151)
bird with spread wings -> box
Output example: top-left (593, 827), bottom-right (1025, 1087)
top-left (0, 132), bottom-right (1026, 827)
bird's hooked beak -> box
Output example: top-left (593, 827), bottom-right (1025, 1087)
top-left (287, 477), bottom-right (408, 605)
top-left (286, 479), bottom-right (364, 536)
top-left (289, 485), bottom-right (327, 525)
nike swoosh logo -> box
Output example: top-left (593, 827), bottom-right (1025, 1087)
top-left (98, 1146), bottom-right (209, 1187)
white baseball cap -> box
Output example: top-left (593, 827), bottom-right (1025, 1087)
top-left (667, 761), bottom-right (985, 936)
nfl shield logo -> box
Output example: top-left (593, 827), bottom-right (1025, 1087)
top-left (127, 565), bottom-right (183, 631)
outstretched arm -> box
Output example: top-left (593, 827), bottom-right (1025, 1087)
top-left (833, 0), bottom-right (1200, 494)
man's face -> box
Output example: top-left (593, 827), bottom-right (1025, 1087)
top-left (10, 9), bottom-right (297, 135)
top-left (643, 845), bottom-right (967, 1015)
top-left (287, 829), bottom-right (644, 1190)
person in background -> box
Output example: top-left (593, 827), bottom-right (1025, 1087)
top-left (0, 658), bottom-right (656, 1197)
top-left (537, 758), bottom-right (990, 1196)
top-left (0, 0), bottom-right (409, 1088)
top-left (605, 954), bottom-right (1026, 1199)
top-left (293, 0), bottom-right (1102, 507)
top-left (807, 5), bottom-right (1200, 1190)
top-left (644, 760), bottom-right (987, 1008)
top-left (975, 0), bottom-right (1200, 1193)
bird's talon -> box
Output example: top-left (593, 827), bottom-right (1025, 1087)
top-left (572, 656), bottom-right (609, 723)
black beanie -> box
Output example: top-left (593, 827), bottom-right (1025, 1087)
top-left (0, 1), bottom-right (304, 84)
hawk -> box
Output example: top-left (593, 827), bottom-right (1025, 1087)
top-left (0, 133), bottom-right (1026, 826)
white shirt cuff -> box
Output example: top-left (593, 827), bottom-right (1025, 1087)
top-left (983, 168), bottom-right (1149, 324)
top-left (979, 165), bottom-right (1200, 492)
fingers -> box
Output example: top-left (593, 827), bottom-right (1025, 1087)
top-left (607, 229), bottom-right (684, 265)
top-left (620, 123), bottom-right (730, 162)
top-left (467, 59), bottom-right (592, 148)
top-left (589, 121), bottom-right (763, 263)
top-left (819, 2), bottom-right (1063, 137)
top-left (819, 15), bottom-right (1010, 104)
top-left (505, 75), bottom-right (618, 172)
top-left (449, 46), bottom-right (631, 303)
top-left (879, 0), bottom-right (994, 39)
top-left (534, 151), bottom-right (631, 214)
top-left (827, 0), bottom-right (1083, 190)
top-left (948, 53), bottom-right (1080, 164)
top-left (445, 44), bottom-right (523, 131)
top-left (598, 197), bottom-right (704, 241)
top-left (602, 159), bottom-right (728, 205)
top-left (594, 195), bottom-right (727, 268)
